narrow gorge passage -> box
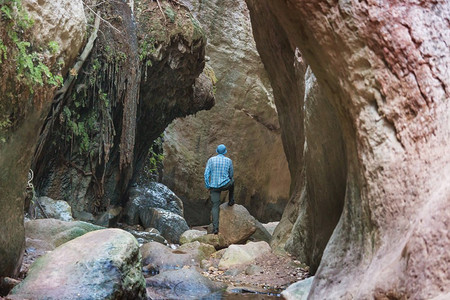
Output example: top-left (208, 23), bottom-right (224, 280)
top-left (1, 0), bottom-right (449, 299)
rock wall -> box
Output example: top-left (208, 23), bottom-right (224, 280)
top-left (0, 0), bottom-right (86, 277)
top-left (31, 0), bottom-right (214, 225)
top-left (162, 0), bottom-right (290, 225)
top-left (246, 0), bottom-right (450, 298)
top-left (284, 68), bottom-right (346, 273)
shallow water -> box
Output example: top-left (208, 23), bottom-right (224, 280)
top-left (197, 288), bottom-right (282, 299)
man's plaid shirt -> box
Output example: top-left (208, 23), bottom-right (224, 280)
top-left (204, 154), bottom-right (234, 189)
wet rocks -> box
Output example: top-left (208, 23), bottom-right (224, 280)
top-left (123, 183), bottom-right (189, 243)
top-left (33, 196), bottom-right (73, 222)
top-left (125, 183), bottom-right (184, 218)
top-left (140, 208), bottom-right (189, 244)
top-left (124, 229), bottom-right (167, 246)
top-left (146, 268), bottom-right (226, 299)
top-left (9, 229), bottom-right (146, 299)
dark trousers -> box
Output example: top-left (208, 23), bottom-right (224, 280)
top-left (210, 179), bottom-right (234, 231)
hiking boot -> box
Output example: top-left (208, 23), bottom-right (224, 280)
top-left (228, 199), bottom-right (234, 206)
top-left (213, 229), bottom-right (219, 234)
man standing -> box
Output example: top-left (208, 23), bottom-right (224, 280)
top-left (204, 144), bottom-right (235, 234)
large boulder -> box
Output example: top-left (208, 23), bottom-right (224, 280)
top-left (33, 196), bottom-right (74, 222)
top-left (141, 242), bottom-right (193, 273)
top-left (140, 241), bottom-right (215, 273)
top-left (123, 183), bottom-right (188, 243)
top-left (139, 207), bottom-right (189, 244)
top-left (218, 203), bottom-right (257, 246)
top-left (246, 0), bottom-right (450, 298)
top-left (218, 241), bottom-right (271, 269)
top-left (146, 268), bottom-right (226, 299)
top-left (124, 183), bottom-right (184, 221)
top-left (0, 0), bottom-right (86, 278)
top-left (25, 219), bottom-right (103, 252)
top-left (9, 229), bottom-right (146, 299)
top-left (162, 0), bottom-right (290, 226)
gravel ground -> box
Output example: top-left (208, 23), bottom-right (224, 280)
top-left (202, 251), bottom-right (311, 295)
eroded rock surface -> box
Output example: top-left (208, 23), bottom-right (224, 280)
top-left (31, 0), bottom-right (213, 227)
top-left (162, 0), bottom-right (290, 225)
top-left (0, 0), bottom-right (86, 277)
top-left (10, 229), bottom-right (146, 299)
top-left (246, 0), bottom-right (450, 298)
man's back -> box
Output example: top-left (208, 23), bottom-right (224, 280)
top-left (204, 154), bottom-right (233, 189)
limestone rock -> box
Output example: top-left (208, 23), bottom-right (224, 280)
top-left (262, 222), bottom-right (279, 236)
top-left (178, 241), bottom-right (216, 262)
top-left (146, 268), bottom-right (226, 299)
top-left (125, 183), bottom-right (184, 219)
top-left (140, 207), bottom-right (189, 244)
top-left (141, 242), bottom-right (197, 273)
top-left (248, 219), bottom-right (272, 243)
top-left (123, 183), bottom-right (189, 243)
top-left (281, 276), bottom-right (314, 300)
top-left (10, 229), bottom-right (146, 299)
top-left (218, 241), bottom-right (271, 269)
top-left (283, 68), bottom-right (345, 272)
top-left (246, 0), bottom-right (450, 298)
top-left (25, 219), bottom-right (103, 252)
top-left (21, 0), bottom-right (86, 74)
top-left (33, 196), bottom-right (73, 222)
top-left (124, 229), bottom-right (167, 246)
top-left (179, 229), bottom-right (207, 244)
top-left (162, 0), bottom-right (290, 226)
top-left (218, 203), bottom-right (257, 246)
top-left (192, 233), bottom-right (225, 250)
top-left (0, 0), bottom-right (86, 278)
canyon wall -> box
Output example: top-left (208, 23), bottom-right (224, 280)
top-left (31, 0), bottom-right (213, 226)
top-left (162, 0), bottom-right (290, 225)
top-left (246, 0), bottom-right (450, 298)
top-left (0, 0), bottom-right (86, 277)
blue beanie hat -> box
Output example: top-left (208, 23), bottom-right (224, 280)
top-left (216, 144), bottom-right (227, 154)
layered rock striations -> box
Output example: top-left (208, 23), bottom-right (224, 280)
top-left (0, 0), bottom-right (86, 277)
top-left (31, 0), bottom-right (214, 225)
top-left (246, 0), bottom-right (450, 298)
top-left (162, 0), bottom-right (290, 225)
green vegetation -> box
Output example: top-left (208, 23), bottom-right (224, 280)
top-left (139, 37), bottom-right (157, 66)
top-left (0, 0), bottom-right (63, 92)
top-left (165, 6), bottom-right (176, 23)
top-left (142, 136), bottom-right (165, 181)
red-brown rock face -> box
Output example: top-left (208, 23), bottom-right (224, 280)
top-left (246, 0), bottom-right (450, 298)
